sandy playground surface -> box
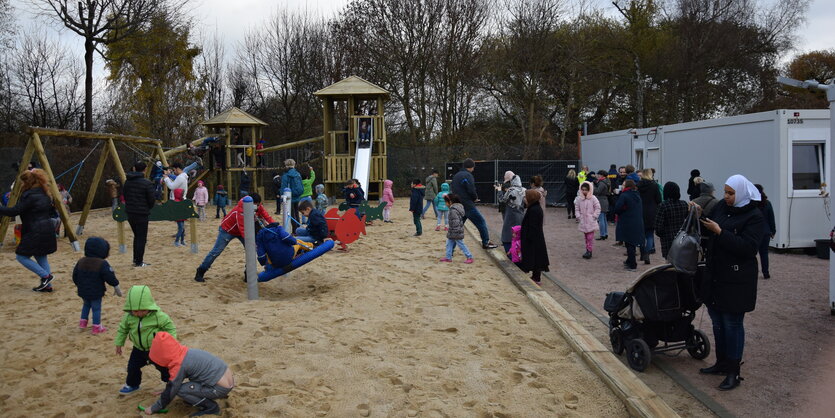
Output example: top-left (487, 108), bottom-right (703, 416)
top-left (0, 205), bottom-right (628, 417)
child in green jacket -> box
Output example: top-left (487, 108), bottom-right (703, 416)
top-left (114, 285), bottom-right (177, 395)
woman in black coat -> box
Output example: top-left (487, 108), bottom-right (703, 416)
top-left (0, 169), bottom-right (58, 292)
top-left (696, 174), bottom-right (764, 391)
top-left (637, 169), bottom-right (662, 263)
top-left (754, 184), bottom-right (776, 279)
top-left (654, 182), bottom-right (689, 259)
top-left (613, 179), bottom-right (644, 270)
top-left (687, 169), bottom-right (701, 201)
top-left (519, 190), bottom-right (549, 284)
top-left (564, 169), bottom-right (579, 219)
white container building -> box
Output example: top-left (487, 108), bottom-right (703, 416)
top-left (581, 109), bottom-right (831, 249)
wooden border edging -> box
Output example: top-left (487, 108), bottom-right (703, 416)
top-left (465, 222), bottom-right (680, 418)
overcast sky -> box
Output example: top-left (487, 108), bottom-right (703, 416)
top-left (10, 0), bottom-right (835, 75)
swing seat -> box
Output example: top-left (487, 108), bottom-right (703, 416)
top-left (257, 240), bottom-right (334, 282)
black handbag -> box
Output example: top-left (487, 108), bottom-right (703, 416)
top-left (667, 206), bottom-right (702, 275)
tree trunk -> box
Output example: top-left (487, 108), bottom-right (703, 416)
top-left (84, 38), bottom-right (94, 131)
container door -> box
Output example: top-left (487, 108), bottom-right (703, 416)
top-left (646, 148), bottom-right (661, 180)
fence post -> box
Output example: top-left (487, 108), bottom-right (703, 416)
top-left (243, 196), bottom-right (259, 300)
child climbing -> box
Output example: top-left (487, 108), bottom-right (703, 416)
top-left (72, 237), bottom-right (122, 335)
top-left (193, 181), bottom-right (209, 222)
top-left (440, 193), bottom-right (473, 263)
top-left (172, 189), bottom-right (186, 247)
top-left (315, 183), bottom-right (328, 211)
top-left (299, 164), bottom-right (316, 224)
top-left (574, 181), bottom-right (601, 259)
top-left (141, 332), bottom-right (235, 416)
top-left (434, 182), bottom-right (450, 231)
top-left (213, 185), bottom-right (228, 219)
top-left (114, 285), bottom-right (177, 395)
top-left (381, 179), bottom-right (394, 223)
top-left (409, 179), bottom-right (425, 236)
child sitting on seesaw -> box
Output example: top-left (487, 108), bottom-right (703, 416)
top-left (140, 332), bottom-right (234, 416)
top-left (294, 200), bottom-right (330, 246)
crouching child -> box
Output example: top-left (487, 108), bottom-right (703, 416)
top-left (141, 332), bottom-right (235, 416)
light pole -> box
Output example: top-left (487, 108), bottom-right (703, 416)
top-left (777, 76), bottom-right (835, 315)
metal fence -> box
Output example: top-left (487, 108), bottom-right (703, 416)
top-left (445, 160), bottom-right (580, 206)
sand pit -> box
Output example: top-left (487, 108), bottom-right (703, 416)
top-left (0, 205), bottom-right (628, 417)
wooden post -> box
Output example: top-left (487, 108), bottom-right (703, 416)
top-left (189, 218), bottom-right (198, 254)
top-left (76, 145), bottom-right (110, 236)
top-left (225, 126), bottom-right (232, 202)
top-left (0, 138), bottom-right (36, 248)
top-left (32, 132), bottom-right (80, 251)
top-left (250, 125), bottom-right (257, 193)
top-left (106, 138), bottom-right (128, 253)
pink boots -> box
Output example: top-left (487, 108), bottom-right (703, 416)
top-left (91, 324), bottom-right (107, 335)
top-left (79, 319), bottom-right (88, 329)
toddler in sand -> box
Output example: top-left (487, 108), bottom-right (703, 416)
top-left (114, 285), bottom-right (177, 395)
top-left (72, 237), bottom-right (122, 335)
top-left (440, 193), bottom-right (473, 263)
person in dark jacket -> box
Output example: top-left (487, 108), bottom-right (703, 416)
top-left (654, 182), bottom-right (689, 258)
top-left (594, 170), bottom-right (611, 240)
top-left (564, 169), bottom-right (579, 219)
top-left (122, 162), bottom-right (156, 267)
top-left (687, 169), bottom-right (702, 201)
top-left (343, 179), bottom-right (366, 221)
top-left (239, 169), bottom-right (251, 197)
top-left (692, 181), bottom-right (718, 215)
top-left (613, 179), bottom-right (644, 270)
top-left (280, 159), bottom-right (304, 232)
top-left (637, 169), bottom-right (662, 263)
top-left (72, 237), bottom-right (122, 334)
top-left (295, 200), bottom-right (331, 245)
top-left (754, 184), bottom-right (776, 279)
top-left (451, 158), bottom-right (497, 249)
top-left (519, 189), bottom-right (549, 284)
top-left (0, 169), bottom-right (58, 291)
top-left (409, 179), bottom-right (425, 236)
top-left (696, 174), bottom-right (764, 391)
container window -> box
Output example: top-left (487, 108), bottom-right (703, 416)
top-left (792, 143), bottom-right (824, 190)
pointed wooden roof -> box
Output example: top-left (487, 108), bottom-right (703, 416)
top-left (314, 76), bottom-right (390, 99)
top-left (201, 107), bottom-right (268, 127)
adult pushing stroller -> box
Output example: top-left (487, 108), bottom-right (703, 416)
top-left (603, 263), bottom-right (710, 372)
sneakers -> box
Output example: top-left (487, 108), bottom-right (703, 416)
top-left (435, 225), bottom-right (441, 231)
top-left (34, 274), bottom-right (54, 291)
top-left (190, 399), bottom-right (220, 416)
top-left (79, 319), bottom-right (88, 329)
top-left (119, 385), bottom-right (140, 394)
top-left (464, 258), bottom-right (474, 264)
top-left (134, 262), bottom-right (151, 267)
top-left (444, 226), bottom-right (448, 231)
top-left (482, 242), bottom-right (498, 249)
top-left (194, 267), bottom-right (207, 282)
top-left (414, 232), bottom-right (422, 236)
top-left (174, 241), bottom-right (182, 247)
top-left (33, 285), bottom-right (53, 292)
top-left (91, 324), bottom-right (107, 335)
top-left (439, 258), bottom-right (452, 262)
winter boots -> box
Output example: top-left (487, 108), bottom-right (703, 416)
top-left (194, 267), bottom-right (207, 282)
top-left (91, 324), bottom-right (107, 335)
top-left (719, 360), bottom-right (743, 391)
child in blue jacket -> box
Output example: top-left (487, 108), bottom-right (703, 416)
top-left (213, 185), bottom-right (228, 218)
top-left (295, 200), bottom-right (330, 245)
top-left (72, 237), bottom-right (122, 335)
top-left (409, 179), bottom-right (425, 236)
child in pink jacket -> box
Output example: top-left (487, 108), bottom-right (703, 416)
top-left (509, 225), bottom-right (522, 263)
top-left (192, 180), bottom-right (209, 221)
top-left (574, 181), bottom-right (601, 259)
top-left (382, 179), bottom-right (395, 223)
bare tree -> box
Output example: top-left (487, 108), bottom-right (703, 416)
top-left (198, 31), bottom-right (226, 118)
top-left (35, 0), bottom-right (170, 131)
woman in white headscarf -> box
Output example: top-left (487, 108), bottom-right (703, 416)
top-left (693, 174), bottom-right (765, 391)
top-left (495, 173), bottom-right (526, 254)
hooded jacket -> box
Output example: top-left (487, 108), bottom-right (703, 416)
top-left (193, 183), bottom-right (209, 206)
top-left (692, 182), bottom-right (718, 217)
top-left (123, 171), bottom-right (156, 216)
top-left (434, 182), bottom-right (450, 211)
top-left (637, 179), bottom-right (662, 231)
top-left (305, 208), bottom-right (330, 243)
top-left (574, 182), bottom-right (601, 234)
top-left (382, 180), bottom-right (395, 206)
top-left (114, 285), bottom-right (177, 351)
top-left (343, 184), bottom-right (365, 206)
top-left (256, 223), bottom-right (297, 268)
top-left (72, 237), bottom-right (119, 300)
top-left (499, 176), bottom-right (525, 243)
top-left (213, 188), bottom-right (228, 207)
top-left (280, 168), bottom-right (304, 201)
top-left (149, 332), bottom-right (231, 413)
top-left (219, 198), bottom-right (276, 238)
top-left (315, 184), bottom-right (328, 209)
top-left (447, 203), bottom-right (466, 240)
top-left (0, 187), bottom-right (57, 256)
top-left (301, 170), bottom-right (316, 199)
top-left (409, 184), bottom-right (425, 212)
top-left (613, 187), bottom-right (644, 245)
top-left (424, 175), bottom-right (439, 201)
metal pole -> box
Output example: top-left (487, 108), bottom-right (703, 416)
top-left (282, 188), bottom-right (292, 229)
top-left (243, 196), bottom-right (259, 300)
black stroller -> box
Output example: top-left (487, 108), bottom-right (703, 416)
top-left (603, 263), bottom-right (710, 372)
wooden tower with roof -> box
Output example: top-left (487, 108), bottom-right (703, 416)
top-left (314, 76), bottom-right (389, 199)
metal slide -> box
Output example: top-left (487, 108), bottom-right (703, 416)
top-left (353, 138), bottom-right (373, 195)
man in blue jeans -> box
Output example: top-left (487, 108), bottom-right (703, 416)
top-left (451, 158), bottom-right (498, 249)
top-left (194, 193), bottom-right (275, 282)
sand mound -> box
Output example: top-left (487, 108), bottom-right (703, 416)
top-left (0, 206), bottom-right (626, 417)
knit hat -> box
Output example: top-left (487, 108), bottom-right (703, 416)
top-left (217, 184), bottom-right (224, 190)
top-left (463, 158), bottom-right (475, 169)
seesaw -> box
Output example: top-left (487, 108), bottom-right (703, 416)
top-left (337, 200), bottom-right (387, 221)
top-left (325, 208), bottom-right (367, 251)
top-left (257, 240), bottom-right (335, 282)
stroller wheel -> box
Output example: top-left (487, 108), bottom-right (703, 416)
top-left (626, 339), bottom-right (651, 372)
top-left (687, 330), bottom-right (711, 360)
top-left (609, 328), bottom-right (625, 355)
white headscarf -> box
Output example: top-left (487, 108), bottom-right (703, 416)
top-left (725, 174), bottom-right (761, 208)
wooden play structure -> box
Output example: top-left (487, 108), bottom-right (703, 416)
top-left (0, 127), bottom-right (201, 253)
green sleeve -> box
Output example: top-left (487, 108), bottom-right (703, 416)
top-left (158, 312), bottom-right (177, 339)
top-left (114, 314), bottom-right (130, 346)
